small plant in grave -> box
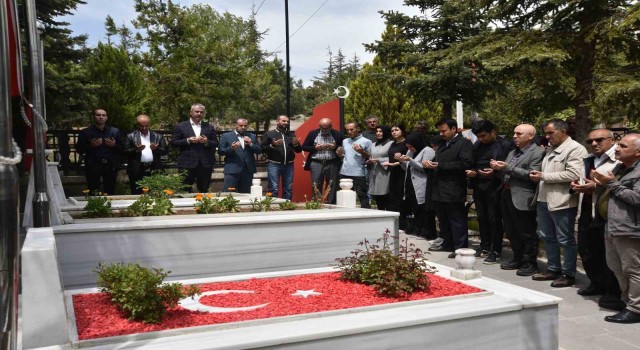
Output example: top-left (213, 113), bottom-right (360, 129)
top-left (95, 262), bottom-right (200, 324)
top-left (335, 229), bottom-right (435, 298)
top-left (194, 192), bottom-right (240, 214)
top-left (82, 190), bottom-right (113, 218)
top-left (278, 200), bottom-right (297, 211)
top-left (121, 188), bottom-right (175, 217)
top-left (250, 192), bottom-right (275, 212)
top-left (220, 193), bottom-right (240, 212)
top-left (136, 171), bottom-right (188, 196)
top-left (304, 181), bottom-right (332, 209)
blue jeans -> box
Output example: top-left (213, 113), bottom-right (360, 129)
top-left (537, 202), bottom-right (578, 277)
top-left (267, 162), bottom-right (294, 199)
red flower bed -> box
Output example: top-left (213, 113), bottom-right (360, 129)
top-left (73, 272), bottom-right (483, 340)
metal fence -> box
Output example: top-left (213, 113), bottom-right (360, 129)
top-left (46, 129), bottom-right (269, 172)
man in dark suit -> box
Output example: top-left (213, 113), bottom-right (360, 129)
top-left (302, 118), bottom-right (344, 204)
top-left (170, 103), bottom-right (219, 193)
top-left (123, 115), bottom-right (167, 194)
top-left (423, 118), bottom-right (474, 259)
top-left (218, 118), bottom-right (262, 193)
top-left (490, 124), bottom-right (545, 276)
top-left (75, 108), bottom-right (122, 195)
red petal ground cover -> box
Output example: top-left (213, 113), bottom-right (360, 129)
top-left (73, 272), bottom-right (483, 340)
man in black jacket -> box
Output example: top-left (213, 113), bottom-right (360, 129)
top-left (75, 108), bottom-right (122, 195)
top-left (467, 120), bottom-right (515, 264)
top-left (261, 115), bottom-right (302, 199)
top-left (423, 118), bottom-right (474, 258)
top-left (124, 115), bottom-right (167, 194)
top-left (302, 118), bottom-right (344, 204)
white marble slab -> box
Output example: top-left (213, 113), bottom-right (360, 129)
top-left (52, 208), bottom-right (399, 288)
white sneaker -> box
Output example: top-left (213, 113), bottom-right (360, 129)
top-left (428, 237), bottom-right (444, 246)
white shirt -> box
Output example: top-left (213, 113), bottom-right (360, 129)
top-left (140, 132), bottom-right (153, 163)
top-left (235, 131), bottom-right (245, 149)
top-left (190, 118), bottom-right (201, 137)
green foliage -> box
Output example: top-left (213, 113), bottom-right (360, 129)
top-left (335, 229), bottom-right (433, 298)
top-left (249, 193), bottom-right (275, 212)
top-left (136, 171), bottom-right (187, 196)
top-left (278, 200), bottom-right (297, 211)
top-left (193, 193), bottom-right (240, 214)
top-left (95, 262), bottom-right (200, 324)
top-left (122, 190), bottom-right (175, 217)
top-left (82, 191), bottom-right (112, 218)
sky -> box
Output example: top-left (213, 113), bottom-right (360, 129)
top-left (61, 0), bottom-right (422, 85)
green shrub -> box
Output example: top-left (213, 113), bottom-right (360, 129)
top-left (278, 200), bottom-right (297, 211)
top-left (123, 190), bottom-right (174, 216)
top-left (335, 229), bottom-right (434, 298)
top-left (250, 193), bottom-right (275, 212)
top-left (83, 192), bottom-right (112, 218)
top-left (136, 171), bottom-right (187, 196)
top-left (95, 262), bottom-right (200, 324)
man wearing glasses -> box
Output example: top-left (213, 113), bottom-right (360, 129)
top-left (570, 129), bottom-right (623, 310)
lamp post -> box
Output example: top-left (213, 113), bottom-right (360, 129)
top-left (284, 0), bottom-right (291, 118)
top-left (25, 0), bottom-right (50, 227)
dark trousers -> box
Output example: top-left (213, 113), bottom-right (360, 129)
top-left (435, 201), bottom-right (469, 250)
top-left (128, 165), bottom-right (154, 194)
top-left (405, 178), bottom-right (432, 237)
top-left (342, 175), bottom-right (369, 208)
top-left (373, 194), bottom-right (388, 211)
top-left (85, 159), bottom-right (116, 195)
top-left (181, 163), bottom-right (213, 193)
top-left (501, 189), bottom-right (538, 264)
top-left (473, 187), bottom-right (504, 254)
top-left (578, 204), bottom-right (622, 297)
top-left (223, 169), bottom-right (253, 193)
top-left (309, 159), bottom-right (340, 204)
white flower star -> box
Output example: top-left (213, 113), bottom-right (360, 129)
top-left (291, 289), bottom-right (322, 298)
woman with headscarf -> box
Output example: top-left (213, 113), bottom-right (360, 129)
top-left (396, 132), bottom-right (436, 238)
top-left (384, 123), bottom-right (409, 230)
top-left (367, 125), bottom-right (392, 210)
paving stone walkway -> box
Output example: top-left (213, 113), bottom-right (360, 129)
top-left (401, 232), bottom-right (640, 350)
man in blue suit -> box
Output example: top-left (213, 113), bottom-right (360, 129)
top-left (171, 103), bottom-right (219, 193)
top-left (218, 118), bottom-right (262, 193)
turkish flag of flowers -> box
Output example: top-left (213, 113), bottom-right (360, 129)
top-left (73, 272), bottom-right (483, 340)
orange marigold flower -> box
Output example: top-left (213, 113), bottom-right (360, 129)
top-left (163, 189), bottom-right (174, 196)
top-left (227, 187), bottom-right (236, 191)
top-left (206, 193), bottom-right (213, 198)
top-left (195, 194), bottom-right (203, 201)
top-left (142, 187), bottom-right (149, 193)
top-left (266, 192), bottom-right (272, 197)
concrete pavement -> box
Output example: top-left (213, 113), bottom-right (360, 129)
top-left (401, 232), bottom-right (640, 350)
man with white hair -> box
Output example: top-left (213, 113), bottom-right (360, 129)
top-left (593, 133), bottom-right (640, 324)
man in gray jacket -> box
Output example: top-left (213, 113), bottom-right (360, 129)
top-left (490, 124), bottom-right (544, 276)
top-left (593, 133), bottom-right (640, 324)
top-left (530, 119), bottom-right (588, 288)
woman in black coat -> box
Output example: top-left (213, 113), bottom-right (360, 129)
top-left (383, 124), bottom-right (409, 231)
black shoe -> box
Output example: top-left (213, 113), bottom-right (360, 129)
top-left (577, 284), bottom-right (605, 296)
top-left (599, 295), bottom-right (626, 311)
top-left (475, 249), bottom-right (489, 258)
top-left (500, 260), bottom-right (522, 270)
top-left (483, 252), bottom-right (501, 265)
top-left (532, 270), bottom-right (560, 281)
top-left (604, 309), bottom-right (640, 324)
top-left (447, 252), bottom-right (456, 259)
top-left (550, 274), bottom-right (575, 288)
top-left (516, 263), bottom-right (538, 276)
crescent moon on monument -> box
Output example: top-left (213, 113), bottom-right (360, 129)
top-left (334, 86), bottom-right (350, 99)
top-left (179, 290), bottom-right (270, 313)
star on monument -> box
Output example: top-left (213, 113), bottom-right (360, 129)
top-left (291, 289), bottom-right (322, 298)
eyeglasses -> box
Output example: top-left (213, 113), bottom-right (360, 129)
top-left (586, 137), bottom-right (611, 144)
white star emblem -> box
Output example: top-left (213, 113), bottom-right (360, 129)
top-left (291, 289), bottom-right (322, 298)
